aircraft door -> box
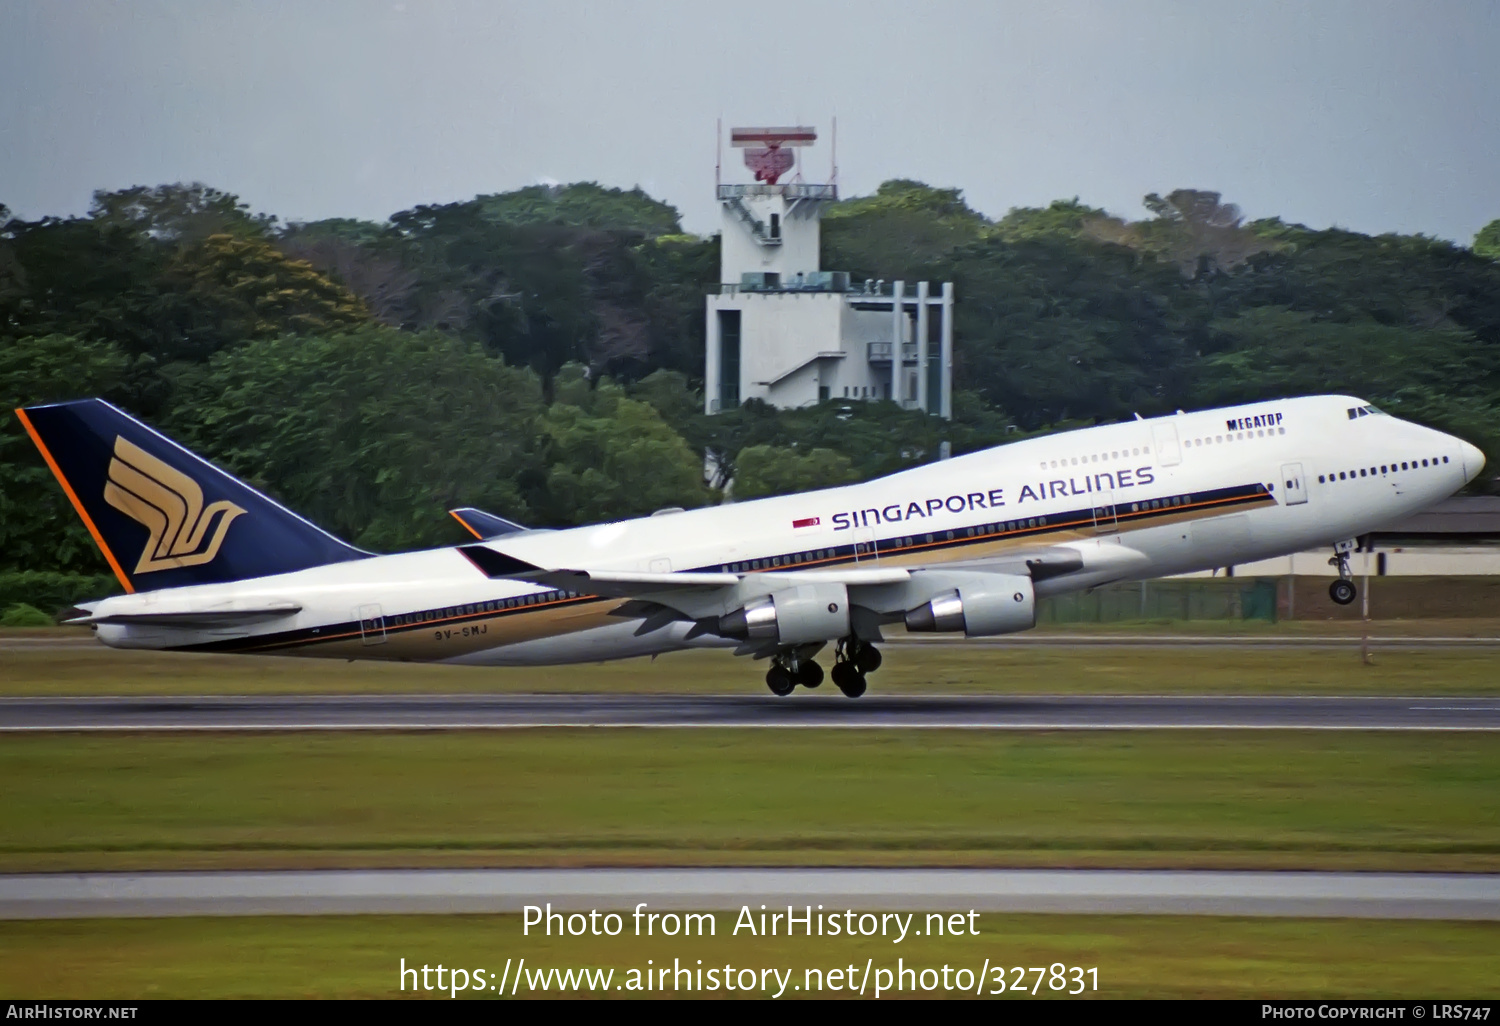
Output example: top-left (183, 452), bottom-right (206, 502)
top-left (1152, 422), bottom-right (1182, 466)
top-left (356, 603), bottom-right (387, 645)
top-left (853, 527), bottom-right (878, 563)
top-left (1091, 489), bottom-right (1118, 534)
top-left (1280, 463), bottom-right (1308, 506)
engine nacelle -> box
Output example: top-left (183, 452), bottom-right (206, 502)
top-left (718, 582), bottom-right (850, 646)
top-left (903, 573), bottom-right (1035, 637)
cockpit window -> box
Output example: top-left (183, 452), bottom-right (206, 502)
top-left (1346, 404), bottom-right (1384, 419)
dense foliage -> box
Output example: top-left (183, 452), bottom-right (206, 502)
top-left (1, 179), bottom-right (1495, 580)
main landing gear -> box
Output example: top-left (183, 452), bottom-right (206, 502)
top-left (830, 637), bottom-right (881, 698)
top-left (765, 656), bottom-right (824, 697)
top-left (764, 638), bottom-right (882, 699)
top-left (1328, 540), bottom-right (1358, 606)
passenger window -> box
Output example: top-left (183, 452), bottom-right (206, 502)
top-left (1359, 469), bottom-right (1366, 477)
top-left (1318, 475), bottom-right (1325, 483)
top-left (1421, 459), bottom-right (1428, 467)
top-left (1443, 456), bottom-right (1450, 464)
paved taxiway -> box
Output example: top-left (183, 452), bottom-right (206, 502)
top-left (2, 694), bottom-right (1498, 730)
top-left (2, 869), bottom-right (1495, 920)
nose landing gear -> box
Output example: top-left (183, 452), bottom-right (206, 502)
top-left (1328, 541), bottom-right (1358, 606)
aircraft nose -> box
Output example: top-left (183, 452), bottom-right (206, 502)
top-left (1460, 440), bottom-right (1486, 483)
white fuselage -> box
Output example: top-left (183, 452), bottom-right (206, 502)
top-left (88, 395), bottom-right (1484, 664)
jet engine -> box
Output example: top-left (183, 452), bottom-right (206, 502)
top-left (718, 582), bottom-right (850, 646)
top-left (903, 573), bottom-right (1035, 637)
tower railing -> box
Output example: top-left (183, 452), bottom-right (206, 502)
top-left (717, 184), bottom-right (838, 201)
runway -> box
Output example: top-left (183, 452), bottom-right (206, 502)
top-left (2, 868), bottom-right (1496, 920)
top-left (5, 634), bottom-right (1500, 651)
top-left (3, 693), bottom-right (1499, 730)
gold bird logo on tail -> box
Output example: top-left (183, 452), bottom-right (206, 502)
top-left (103, 436), bottom-right (245, 573)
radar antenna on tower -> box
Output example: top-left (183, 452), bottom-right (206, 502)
top-left (730, 126), bottom-right (816, 185)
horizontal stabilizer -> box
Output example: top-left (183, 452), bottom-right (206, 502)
top-left (68, 600), bottom-right (302, 629)
top-left (449, 507), bottom-right (530, 540)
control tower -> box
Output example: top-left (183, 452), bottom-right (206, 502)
top-left (704, 125), bottom-right (953, 417)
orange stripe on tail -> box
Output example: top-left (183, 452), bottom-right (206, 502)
top-left (13, 407), bottom-right (135, 593)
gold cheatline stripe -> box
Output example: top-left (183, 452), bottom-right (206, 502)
top-left (209, 488), bottom-right (1271, 656)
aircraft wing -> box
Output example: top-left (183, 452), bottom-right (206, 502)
top-left (456, 539), bottom-right (1144, 654)
top-left (458, 544), bottom-right (910, 596)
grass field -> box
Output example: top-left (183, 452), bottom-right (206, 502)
top-left (1, 913), bottom-right (1495, 999)
top-left (4, 631), bottom-right (1500, 697)
top-left (3, 730), bottom-right (1497, 873)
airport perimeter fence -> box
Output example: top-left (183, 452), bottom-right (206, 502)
top-left (1037, 579), bottom-right (1279, 624)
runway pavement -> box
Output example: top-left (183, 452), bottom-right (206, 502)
top-left (5, 634), bottom-right (1500, 651)
top-left (2, 868), bottom-right (1496, 920)
top-left (2, 693), bottom-right (1499, 730)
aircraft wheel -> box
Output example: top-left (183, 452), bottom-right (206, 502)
top-left (796, 661), bottom-right (824, 688)
top-left (1329, 579), bottom-right (1357, 606)
top-left (853, 643), bottom-right (882, 674)
top-left (831, 662), bottom-right (866, 698)
top-left (766, 666), bottom-right (796, 696)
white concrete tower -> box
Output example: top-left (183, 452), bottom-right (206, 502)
top-left (704, 124), bottom-right (953, 418)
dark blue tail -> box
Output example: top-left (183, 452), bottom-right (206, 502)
top-left (17, 399), bottom-right (367, 593)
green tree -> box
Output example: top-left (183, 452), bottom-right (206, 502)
top-left (1476, 219), bottom-right (1500, 261)
top-left (632, 233), bottom-right (717, 377)
top-left (731, 445), bottom-right (858, 500)
top-left (627, 368), bottom-right (702, 436)
top-left (0, 216), bottom-right (172, 362)
top-left (1138, 189), bottom-right (1277, 276)
top-left (89, 183), bottom-right (276, 244)
top-left (935, 235), bottom-right (1202, 426)
top-left (1200, 307), bottom-right (1483, 404)
top-left (534, 373), bottom-right (707, 524)
top-left (823, 180), bottom-right (989, 281)
top-left (0, 335), bottom-right (132, 574)
top-left (160, 234), bottom-right (370, 359)
top-left (990, 198), bottom-right (1115, 242)
top-left (167, 326), bottom-right (544, 550)
top-left (472, 183), bottom-right (683, 237)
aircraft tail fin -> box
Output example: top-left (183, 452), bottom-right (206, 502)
top-left (15, 399), bottom-right (366, 593)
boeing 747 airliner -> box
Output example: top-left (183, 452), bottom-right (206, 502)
top-left (16, 395), bottom-right (1484, 697)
